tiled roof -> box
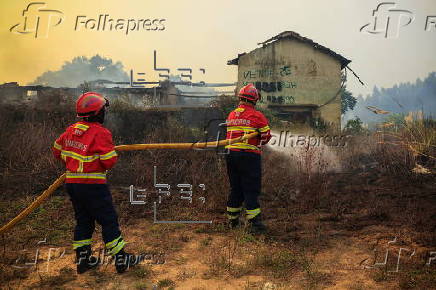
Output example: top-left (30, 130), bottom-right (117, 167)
top-left (228, 31), bottom-right (351, 69)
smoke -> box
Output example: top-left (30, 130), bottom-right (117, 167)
top-left (30, 55), bottom-right (129, 87)
top-left (344, 72), bottom-right (436, 124)
top-left (169, 75), bottom-right (219, 106)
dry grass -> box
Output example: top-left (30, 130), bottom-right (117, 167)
top-left (0, 102), bottom-right (435, 288)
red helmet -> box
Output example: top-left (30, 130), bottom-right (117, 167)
top-left (76, 92), bottom-right (108, 117)
top-left (238, 84), bottom-right (261, 103)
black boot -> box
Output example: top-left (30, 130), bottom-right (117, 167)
top-left (247, 214), bottom-right (267, 234)
top-left (75, 245), bottom-right (99, 274)
top-left (226, 208), bottom-right (242, 229)
top-left (228, 218), bottom-right (240, 229)
top-left (114, 249), bottom-right (139, 273)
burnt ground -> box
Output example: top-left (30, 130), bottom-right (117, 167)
top-left (0, 106), bottom-right (435, 289)
top-left (1, 168), bottom-right (435, 290)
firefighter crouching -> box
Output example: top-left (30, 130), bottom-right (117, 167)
top-left (225, 84), bottom-right (272, 234)
top-left (52, 92), bottom-right (138, 274)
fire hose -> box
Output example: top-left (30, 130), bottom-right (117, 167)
top-left (0, 132), bottom-right (259, 235)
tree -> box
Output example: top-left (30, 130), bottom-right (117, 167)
top-left (344, 117), bottom-right (365, 134)
top-left (345, 72), bottom-right (436, 124)
top-left (31, 55), bottom-right (129, 87)
top-left (341, 86), bottom-right (357, 114)
top-left (340, 71), bottom-right (357, 115)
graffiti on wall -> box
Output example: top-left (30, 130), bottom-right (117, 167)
top-left (241, 65), bottom-right (297, 104)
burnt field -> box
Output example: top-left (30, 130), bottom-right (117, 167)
top-left (0, 102), bottom-right (435, 289)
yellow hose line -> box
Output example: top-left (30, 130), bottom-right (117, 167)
top-left (0, 173), bottom-right (67, 235)
top-left (115, 132), bottom-right (258, 151)
top-left (0, 132), bottom-right (258, 235)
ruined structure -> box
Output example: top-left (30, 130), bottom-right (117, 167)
top-left (0, 81), bottom-right (184, 107)
top-left (0, 81), bottom-right (224, 134)
top-left (228, 31), bottom-right (351, 132)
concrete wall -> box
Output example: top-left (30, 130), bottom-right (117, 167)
top-left (236, 38), bottom-right (342, 131)
top-left (0, 84), bottom-right (181, 107)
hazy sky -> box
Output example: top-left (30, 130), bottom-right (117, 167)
top-left (0, 0), bottom-right (435, 96)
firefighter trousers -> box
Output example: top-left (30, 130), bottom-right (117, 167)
top-left (226, 150), bottom-right (262, 220)
top-left (66, 183), bottom-right (125, 255)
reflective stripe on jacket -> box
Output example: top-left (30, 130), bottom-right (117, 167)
top-left (225, 104), bottom-right (272, 154)
top-left (52, 121), bottom-right (118, 184)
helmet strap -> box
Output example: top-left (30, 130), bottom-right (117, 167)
top-left (239, 98), bottom-right (256, 105)
top-left (83, 108), bottom-right (105, 124)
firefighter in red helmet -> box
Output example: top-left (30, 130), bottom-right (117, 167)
top-left (225, 84), bottom-right (272, 234)
top-left (53, 92), bottom-right (138, 274)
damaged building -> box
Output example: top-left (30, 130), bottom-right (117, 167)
top-left (0, 81), bottom-right (224, 132)
top-left (228, 31), bottom-right (351, 132)
top-left (0, 80), bottom-right (183, 108)
top-left (1, 31), bottom-right (351, 132)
